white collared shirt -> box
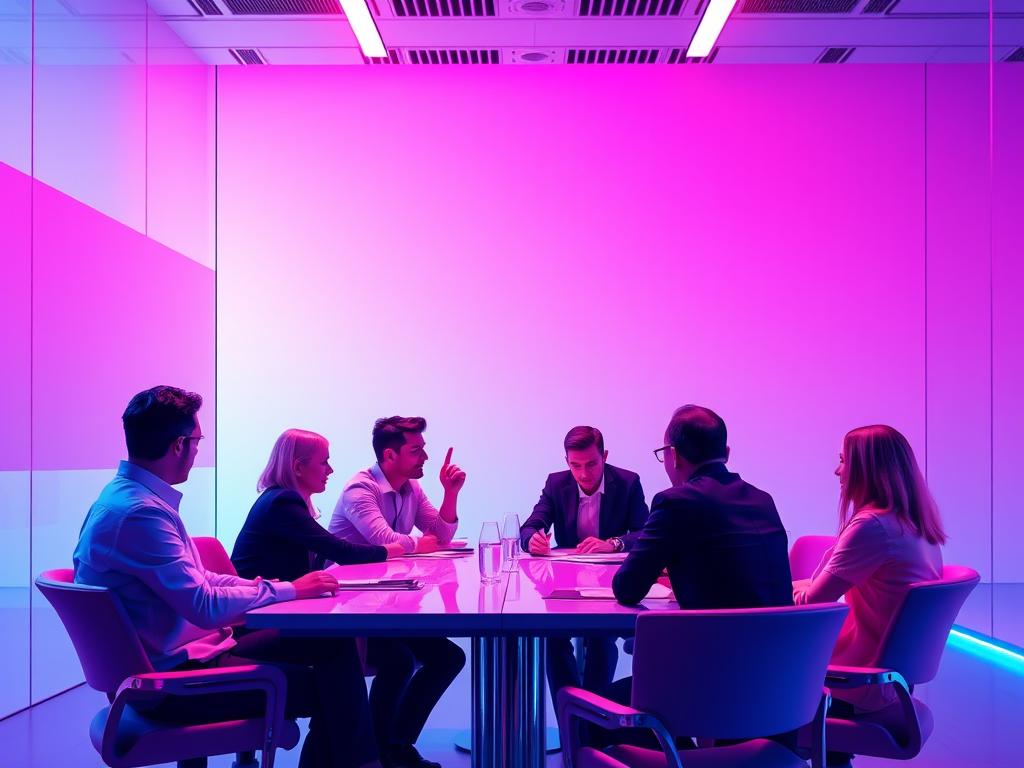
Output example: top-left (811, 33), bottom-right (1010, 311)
top-left (576, 476), bottom-right (605, 542)
top-left (330, 463), bottom-right (457, 553)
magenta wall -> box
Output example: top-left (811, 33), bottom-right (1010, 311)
top-left (214, 64), bottom-right (1021, 661)
top-left (0, 0), bottom-right (216, 716)
top-left (215, 67), bottom-right (929, 568)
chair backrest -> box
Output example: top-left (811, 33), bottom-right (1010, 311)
top-left (194, 536), bottom-right (238, 576)
top-left (631, 603), bottom-right (848, 740)
top-left (789, 535), bottom-right (836, 581)
top-left (875, 564), bottom-right (979, 684)
top-left (35, 569), bottom-right (154, 695)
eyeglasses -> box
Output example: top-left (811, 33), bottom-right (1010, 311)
top-left (181, 434), bottom-right (205, 444)
top-left (653, 445), bottom-right (673, 463)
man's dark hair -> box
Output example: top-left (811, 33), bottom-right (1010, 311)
top-left (564, 426), bottom-right (604, 455)
top-left (373, 416), bottom-right (427, 461)
top-left (666, 405), bottom-right (727, 464)
top-left (122, 386), bottom-right (203, 460)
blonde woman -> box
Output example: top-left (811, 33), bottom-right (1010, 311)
top-left (233, 429), bottom-right (403, 582)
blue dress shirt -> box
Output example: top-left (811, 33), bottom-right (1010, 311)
top-left (74, 461), bottom-right (296, 670)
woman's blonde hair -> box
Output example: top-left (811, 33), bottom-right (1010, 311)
top-left (258, 429), bottom-right (329, 516)
top-left (840, 425), bottom-right (946, 545)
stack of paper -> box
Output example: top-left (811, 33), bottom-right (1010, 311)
top-left (540, 552), bottom-right (628, 564)
top-left (544, 583), bottom-right (673, 601)
top-left (404, 548), bottom-right (473, 559)
top-left (335, 578), bottom-right (424, 591)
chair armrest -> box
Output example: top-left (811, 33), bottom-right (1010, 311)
top-left (118, 664), bottom-right (287, 697)
top-left (556, 687), bottom-right (683, 768)
top-left (825, 665), bottom-right (909, 692)
top-left (104, 664), bottom-right (288, 768)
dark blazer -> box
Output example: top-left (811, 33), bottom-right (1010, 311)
top-left (519, 464), bottom-right (650, 551)
top-left (232, 487), bottom-right (387, 582)
top-left (612, 462), bottom-right (793, 609)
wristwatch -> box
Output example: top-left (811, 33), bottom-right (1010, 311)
top-left (609, 537), bottom-right (624, 552)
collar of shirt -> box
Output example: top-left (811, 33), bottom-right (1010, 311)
top-left (370, 462), bottom-right (413, 497)
top-left (118, 460), bottom-right (183, 511)
top-left (577, 475), bottom-right (605, 500)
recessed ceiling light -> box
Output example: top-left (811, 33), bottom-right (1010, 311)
top-left (521, 0), bottom-right (553, 11)
top-left (688, 0), bottom-right (737, 59)
top-left (338, 0), bottom-right (388, 59)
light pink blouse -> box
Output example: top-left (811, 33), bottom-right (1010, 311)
top-left (814, 508), bottom-right (943, 710)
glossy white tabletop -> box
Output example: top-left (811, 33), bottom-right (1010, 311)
top-left (247, 549), bottom-right (678, 637)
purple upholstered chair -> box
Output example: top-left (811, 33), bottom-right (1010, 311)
top-left (35, 568), bottom-right (300, 768)
top-left (557, 603), bottom-right (849, 768)
top-left (810, 564), bottom-right (980, 762)
top-left (788, 536), bottom-right (837, 582)
top-left (194, 535), bottom-right (239, 577)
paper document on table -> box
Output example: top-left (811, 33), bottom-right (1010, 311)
top-left (403, 549), bottom-right (473, 558)
top-left (335, 578), bottom-right (424, 591)
top-left (542, 552), bottom-right (628, 564)
top-left (544, 583), bottom-right (672, 601)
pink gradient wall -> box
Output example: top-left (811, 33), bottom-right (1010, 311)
top-left (0, 1), bottom-right (217, 714)
top-left (215, 65), bottom-right (929, 558)
top-left (992, 66), bottom-right (1024, 644)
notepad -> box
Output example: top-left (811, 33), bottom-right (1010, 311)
top-left (403, 549), bottom-right (473, 559)
top-left (544, 583), bottom-right (672, 601)
top-left (540, 552), bottom-right (628, 564)
top-left (335, 578), bottom-right (424, 591)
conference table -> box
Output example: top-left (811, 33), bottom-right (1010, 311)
top-left (246, 550), bottom-right (678, 768)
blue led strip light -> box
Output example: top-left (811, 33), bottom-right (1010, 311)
top-left (948, 625), bottom-right (1024, 674)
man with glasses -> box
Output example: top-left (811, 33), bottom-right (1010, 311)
top-left (519, 425), bottom-right (649, 701)
top-left (74, 386), bottom-right (381, 768)
top-left (613, 404), bottom-right (792, 609)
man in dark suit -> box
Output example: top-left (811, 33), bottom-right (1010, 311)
top-left (520, 426), bottom-right (650, 698)
top-left (603, 406), bottom-right (794, 752)
top-left (613, 405), bottom-right (793, 609)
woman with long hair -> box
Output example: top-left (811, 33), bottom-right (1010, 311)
top-left (796, 424), bottom-right (945, 717)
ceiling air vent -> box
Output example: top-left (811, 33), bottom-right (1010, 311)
top-left (391, 0), bottom-right (497, 16)
top-left (223, 0), bottom-right (342, 13)
top-left (861, 0), bottom-right (899, 12)
top-left (229, 48), bottom-right (268, 64)
top-left (567, 48), bottom-right (659, 63)
top-left (188, 0), bottom-right (224, 14)
top-left (406, 49), bottom-right (500, 63)
top-left (578, 0), bottom-right (687, 17)
top-left (1004, 47), bottom-right (1024, 63)
top-left (363, 50), bottom-right (402, 64)
top-left (816, 46), bottom-right (854, 63)
top-left (667, 46), bottom-right (719, 63)
top-left (740, 0), bottom-right (856, 12)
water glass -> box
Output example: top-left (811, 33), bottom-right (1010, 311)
top-left (478, 522), bottom-right (502, 584)
top-left (501, 513), bottom-right (521, 571)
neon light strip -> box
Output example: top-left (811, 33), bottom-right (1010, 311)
top-left (339, 0), bottom-right (388, 59)
top-left (948, 626), bottom-right (1024, 674)
top-left (687, 0), bottom-right (738, 59)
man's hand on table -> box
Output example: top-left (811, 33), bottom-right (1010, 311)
top-left (292, 571), bottom-right (339, 599)
top-left (415, 534), bottom-right (440, 554)
top-left (576, 537), bottom-right (616, 554)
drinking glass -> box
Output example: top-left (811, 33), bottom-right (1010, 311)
top-left (501, 513), bottom-right (521, 571)
top-left (478, 522), bottom-right (502, 584)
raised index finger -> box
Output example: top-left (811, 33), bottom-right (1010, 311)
top-left (442, 447), bottom-right (453, 468)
